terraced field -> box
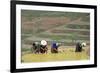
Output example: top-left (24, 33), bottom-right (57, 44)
top-left (21, 10), bottom-right (90, 62)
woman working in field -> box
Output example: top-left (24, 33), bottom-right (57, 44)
top-left (40, 40), bottom-right (48, 54)
top-left (51, 42), bottom-right (61, 53)
top-left (31, 42), bottom-right (40, 54)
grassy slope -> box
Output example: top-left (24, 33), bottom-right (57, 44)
top-left (21, 10), bottom-right (90, 21)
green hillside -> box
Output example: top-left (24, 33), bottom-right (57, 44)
top-left (21, 10), bottom-right (90, 49)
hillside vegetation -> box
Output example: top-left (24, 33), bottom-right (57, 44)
top-left (21, 10), bottom-right (90, 48)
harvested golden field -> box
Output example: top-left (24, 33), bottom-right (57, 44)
top-left (22, 46), bottom-right (89, 63)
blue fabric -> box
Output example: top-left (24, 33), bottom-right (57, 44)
top-left (51, 43), bottom-right (57, 49)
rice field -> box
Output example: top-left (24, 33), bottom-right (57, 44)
top-left (21, 46), bottom-right (89, 63)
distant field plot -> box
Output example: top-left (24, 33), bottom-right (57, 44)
top-left (21, 10), bottom-right (90, 63)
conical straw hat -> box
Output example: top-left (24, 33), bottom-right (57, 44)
top-left (41, 40), bottom-right (47, 45)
